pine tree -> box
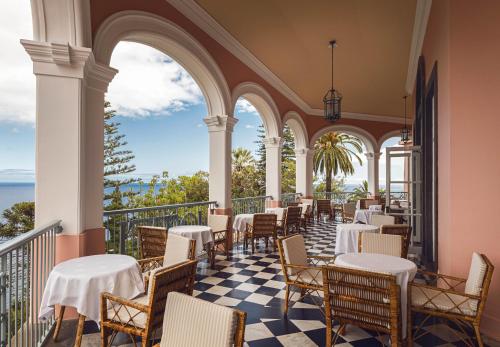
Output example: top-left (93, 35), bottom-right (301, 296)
top-left (104, 101), bottom-right (140, 210)
top-left (254, 125), bottom-right (267, 195)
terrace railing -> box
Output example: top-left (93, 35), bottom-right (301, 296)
top-left (281, 193), bottom-right (302, 207)
top-left (0, 220), bottom-right (62, 347)
top-left (231, 196), bottom-right (272, 216)
top-left (103, 201), bottom-right (217, 257)
top-left (313, 191), bottom-right (353, 204)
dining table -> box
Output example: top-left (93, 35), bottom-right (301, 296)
top-left (353, 208), bottom-right (383, 224)
top-left (334, 223), bottom-right (379, 254)
top-left (169, 225), bottom-right (213, 256)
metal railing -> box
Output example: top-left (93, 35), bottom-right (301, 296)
top-left (103, 201), bottom-right (217, 257)
top-left (281, 193), bottom-right (302, 207)
top-left (0, 220), bottom-right (62, 347)
top-left (231, 196), bottom-right (272, 216)
top-left (313, 191), bottom-right (353, 204)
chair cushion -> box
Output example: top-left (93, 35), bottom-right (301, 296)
top-left (160, 292), bottom-right (237, 347)
top-left (282, 235), bottom-right (308, 275)
top-left (465, 252), bottom-right (487, 296)
top-left (208, 214), bottom-right (229, 232)
top-left (371, 214), bottom-right (395, 228)
top-left (289, 268), bottom-right (323, 286)
top-left (411, 286), bottom-right (477, 316)
top-left (360, 233), bottom-right (402, 257)
top-left (107, 294), bottom-right (149, 329)
top-left (163, 234), bottom-right (191, 267)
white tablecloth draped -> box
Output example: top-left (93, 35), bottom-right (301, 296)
top-left (169, 225), bottom-right (213, 256)
top-left (353, 209), bottom-right (383, 224)
top-left (335, 253), bottom-right (417, 338)
top-left (334, 223), bottom-right (379, 254)
top-left (233, 214), bottom-right (254, 234)
top-left (39, 254), bottom-right (144, 323)
top-left (368, 205), bottom-right (383, 211)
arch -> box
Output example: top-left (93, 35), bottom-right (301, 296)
top-left (378, 130), bottom-right (403, 150)
top-left (283, 111), bottom-right (308, 149)
top-left (310, 124), bottom-right (378, 153)
top-left (93, 11), bottom-right (231, 117)
top-left (232, 82), bottom-right (282, 138)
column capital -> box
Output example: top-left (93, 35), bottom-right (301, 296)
top-left (294, 147), bottom-right (314, 158)
top-left (365, 152), bottom-right (382, 160)
top-left (204, 115), bottom-right (238, 132)
top-left (263, 137), bottom-right (283, 149)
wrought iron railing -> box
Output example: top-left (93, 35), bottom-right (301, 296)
top-left (231, 196), bottom-right (272, 216)
top-left (313, 191), bottom-right (354, 204)
top-left (0, 220), bottom-right (62, 347)
top-left (103, 201), bottom-right (217, 257)
top-left (281, 193), bottom-right (302, 207)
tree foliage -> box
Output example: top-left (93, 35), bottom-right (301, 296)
top-left (0, 202), bottom-right (35, 238)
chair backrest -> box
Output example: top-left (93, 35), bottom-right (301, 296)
top-left (138, 226), bottom-right (168, 259)
top-left (358, 232), bottom-right (403, 257)
top-left (287, 202), bottom-right (300, 207)
top-left (285, 206), bottom-right (302, 227)
top-left (147, 260), bottom-right (198, 333)
top-left (277, 234), bottom-right (308, 276)
top-left (251, 213), bottom-right (277, 237)
top-left (160, 292), bottom-right (246, 347)
top-left (300, 198), bottom-right (314, 206)
top-left (359, 198), bottom-right (379, 209)
top-left (323, 266), bottom-right (401, 341)
top-left (316, 199), bottom-right (331, 213)
top-left (208, 214), bottom-right (230, 232)
top-left (380, 224), bottom-right (411, 258)
top-left (371, 214), bottom-right (396, 228)
top-left (342, 202), bottom-right (356, 217)
top-left (464, 253), bottom-right (494, 313)
top-left (163, 233), bottom-right (195, 267)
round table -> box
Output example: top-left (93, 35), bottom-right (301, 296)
top-left (169, 225), bottom-right (213, 256)
top-left (353, 209), bottom-right (383, 224)
top-left (39, 254), bottom-right (144, 346)
top-left (335, 253), bottom-right (417, 338)
top-left (265, 207), bottom-right (285, 224)
top-left (335, 223), bottom-right (379, 254)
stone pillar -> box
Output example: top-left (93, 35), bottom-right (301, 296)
top-left (204, 115), bottom-right (238, 214)
top-left (295, 148), bottom-right (314, 198)
top-left (366, 152), bottom-right (382, 198)
top-left (264, 137), bottom-right (283, 207)
top-left (22, 40), bottom-right (117, 262)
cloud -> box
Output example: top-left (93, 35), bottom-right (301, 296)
top-left (107, 42), bottom-right (204, 118)
top-left (234, 98), bottom-right (258, 115)
top-left (11, 128), bottom-right (19, 133)
top-left (0, 0), bottom-right (36, 124)
top-left (244, 124), bottom-right (254, 129)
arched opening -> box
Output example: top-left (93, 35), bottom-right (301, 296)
top-left (283, 112), bottom-right (309, 198)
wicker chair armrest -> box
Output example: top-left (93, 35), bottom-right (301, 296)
top-left (307, 255), bottom-right (336, 266)
top-left (137, 256), bottom-right (164, 272)
top-left (101, 292), bottom-right (149, 313)
top-left (410, 283), bottom-right (481, 301)
top-left (284, 264), bottom-right (320, 271)
top-left (416, 269), bottom-right (467, 289)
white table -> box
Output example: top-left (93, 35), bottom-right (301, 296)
top-left (353, 209), bottom-right (383, 224)
top-left (169, 225), bottom-right (213, 256)
top-left (335, 253), bottom-right (417, 338)
top-left (335, 223), bottom-right (379, 254)
top-left (265, 207), bottom-right (286, 226)
top-left (39, 254), bottom-right (144, 346)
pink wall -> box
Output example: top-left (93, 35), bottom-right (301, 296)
top-left (422, 0), bottom-right (500, 338)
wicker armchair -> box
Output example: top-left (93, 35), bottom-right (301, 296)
top-left (316, 199), bottom-right (333, 221)
top-left (287, 202), bottom-right (300, 207)
top-left (208, 214), bottom-right (231, 267)
top-left (138, 226), bottom-right (168, 259)
top-left (277, 206), bottom-right (302, 236)
top-left (358, 232), bottom-right (403, 258)
top-left (323, 266), bottom-right (402, 346)
top-left (409, 253), bottom-right (494, 347)
top-left (380, 224), bottom-right (411, 258)
top-left (244, 213), bottom-right (277, 253)
top-left (277, 235), bottom-right (336, 314)
top-left (299, 203), bottom-right (313, 232)
top-left (341, 202), bottom-right (356, 223)
top-left (152, 292), bottom-right (246, 347)
top-left (138, 233), bottom-right (196, 275)
top-left (371, 214), bottom-right (396, 228)
top-left (300, 199), bottom-right (314, 222)
top-left (100, 260), bottom-right (198, 347)
top-left (358, 198), bottom-right (380, 209)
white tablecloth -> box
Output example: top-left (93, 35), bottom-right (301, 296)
top-left (335, 223), bottom-right (379, 254)
top-left (368, 205), bottom-right (383, 211)
top-left (169, 225), bottom-right (213, 256)
top-left (39, 254), bottom-right (143, 323)
top-left (353, 209), bottom-right (383, 224)
top-left (233, 214), bottom-right (254, 234)
top-left (335, 253), bottom-right (417, 337)
top-left (265, 207), bottom-right (285, 224)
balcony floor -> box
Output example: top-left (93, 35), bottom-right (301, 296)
top-left (45, 220), bottom-right (484, 347)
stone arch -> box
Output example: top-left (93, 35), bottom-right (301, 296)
top-left (93, 10), bottom-right (231, 117)
top-left (231, 82), bottom-right (282, 139)
top-left (310, 124), bottom-right (378, 153)
top-left (378, 130), bottom-right (403, 150)
top-left (283, 111), bottom-right (308, 149)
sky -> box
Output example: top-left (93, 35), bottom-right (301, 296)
top-left (0, 1), bottom-right (401, 186)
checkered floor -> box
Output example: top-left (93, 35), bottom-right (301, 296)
top-left (78, 220), bottom-right (484, 347)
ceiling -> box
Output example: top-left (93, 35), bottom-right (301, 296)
top-left (195, 0), bottom-right (417, 118)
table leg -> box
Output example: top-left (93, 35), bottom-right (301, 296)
top-left (74, 314), bottom-right (86, 347)
top-left (53, 305), bottom-right (66, 341)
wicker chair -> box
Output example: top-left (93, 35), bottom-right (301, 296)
top-left (208, 214), bottom-right (231, 268)
top-left (100, 260), bottom-right (198, 347)
top-left (300, 198), bottom-right (314, 221)
top-left (138, 233), bottom-right (196, 275)
top-left (358, 198), bottom-right (380, 209)
top-left (358, 232), bottom-right (403, 258)
top-left (277, 206), bottom-right (302, 236)
top-left (277, 235), bottom-right (336, 314)
top-left (409, 253), bottom-right (494, 347)
top-left (323, 266), bottom-right (402, 346)
top-left (138, 226), bottom-right (168, 259)
top-left (152, 292), bottom-right (246, 347)
top-left (299, 203), bottom-right (313, 232)
top-left (244, 213), bottom-right (277, 253)
top-left (316, 199), bottom-right (333, 221)
top-left (371, 214), bottom-right (396, 228)
top-left (380, 224), bottom-right (412, 259)
top-left (342, 202), bottom-right (356, 223)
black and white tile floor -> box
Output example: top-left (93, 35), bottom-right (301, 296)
top-left (76, 220), bottom-right (484, 347)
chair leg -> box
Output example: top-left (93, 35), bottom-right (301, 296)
top-left (284, 285), bottom-right (290, 314)
top-left (100, 325), bottom-right (110, 347)
top-left (53, 305), bottom-right (65, 341)
top-left (251, 237), bottom-right (255, 254)
top-left (473, 323), bottom-right (484, 347)
top-left (74, 314), bottom-right (86, 347)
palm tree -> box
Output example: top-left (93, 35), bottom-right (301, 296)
top-left (232, 147), bottom-right (254, 171)
top-left (313, 132), bottom-right (363, 192)
top-left (351, 180), bottom-right (369, 200)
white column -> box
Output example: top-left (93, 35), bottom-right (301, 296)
top-left (366, 152), bottom-right (382, 197)
top-left (204, 116), bottom-right (238, 211)
top-left (23, 41), bottom-right (116, 238)
top-left (264, 137), bottom-right (283, 205)
top-left (295, 148), bottom-right (314, 198)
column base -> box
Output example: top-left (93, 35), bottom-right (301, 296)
top-left (266, 200), bottom-right (282, 208)
top-left (55, 227), bottom-right (105, 264)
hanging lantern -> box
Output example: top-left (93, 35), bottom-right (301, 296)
top-left (401, 95), bottom-right (410, 143)
top-left (323, 40), bottom-right (342, 122)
